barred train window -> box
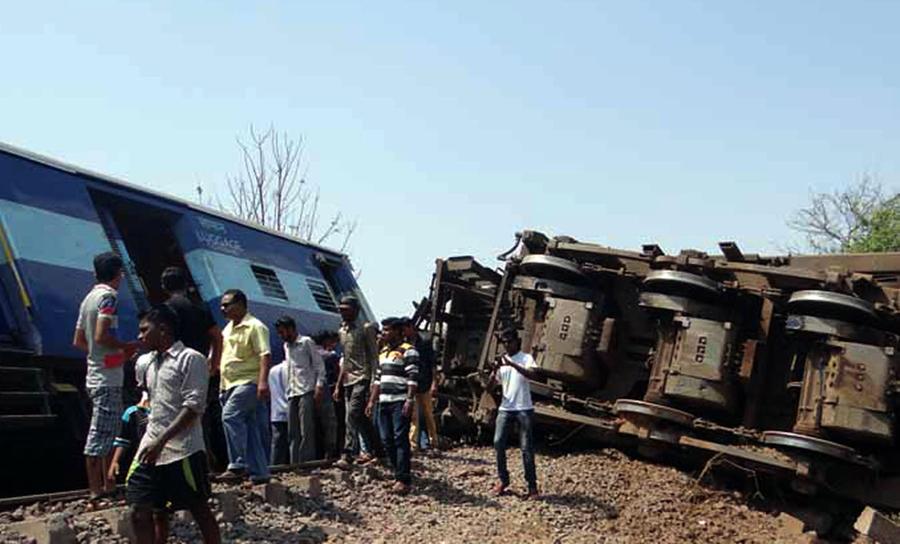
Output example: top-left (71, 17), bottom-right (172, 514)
top-left (250, 265), bottom-right (289, 301)
top-left (306, 278), bottom-right (339, 313)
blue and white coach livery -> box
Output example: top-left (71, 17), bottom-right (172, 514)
top-left (0, 141), bottom-right (372, 495)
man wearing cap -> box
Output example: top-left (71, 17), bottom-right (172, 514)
top-left (333, 295), bottom-right (384, 466)
top-left (366, 317), bottom-right (418, 494)
top-left (490, 330), bottom-right (540, 499)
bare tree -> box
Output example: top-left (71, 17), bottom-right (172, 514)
top-left (219, 125), bottom-right (357, 251)
top-left (787, 175), bottom-right (887, 253)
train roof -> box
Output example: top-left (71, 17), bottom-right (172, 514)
top-left (0, 140), bottom-right (350, 261)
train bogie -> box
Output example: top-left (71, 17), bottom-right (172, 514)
top-left (422, 230), bottom-right (900, 509)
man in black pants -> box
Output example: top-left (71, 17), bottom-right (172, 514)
top-left (127, 306), bottom-right (220, 544)
top-left (160, 267), bottom-right (225, 471)
top-left (333, 296), bottom-right (384, 467)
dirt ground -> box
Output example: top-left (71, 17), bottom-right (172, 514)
top-left (3, 444), bottom-right (870, 543)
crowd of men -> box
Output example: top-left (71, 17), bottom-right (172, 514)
top-left (73, 251), bottom-right (539, 543)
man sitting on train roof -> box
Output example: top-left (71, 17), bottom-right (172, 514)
top-left (73, 252), bottom-right (140, 502)
top-left (218, 289), bottom-right (272, 483)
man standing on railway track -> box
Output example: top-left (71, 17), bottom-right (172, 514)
top-left (400, 317), bottom-right (440, 453)
top-left (314, 330), bottom-right (341, 458)
top-left (160, 266), bottom-right (226, 471)
top-left (127, 305), bottom-right (220, 544)
top-left (218, 289), bottom-right (272, 483)
top-left (491, 329), bottom-right (540, 499)
top-left (366, 317), bottom-right (419, 494)
top-left (333, 295), bottom-right (384, 467)
top-left (275, 315), bottom-right (326, 463)
top-left (267, 354), bottom-right (290, 465)
top-left (107, 391), bottom-right (150, 486)
top-left (73, 252), bottom-right (139, 501)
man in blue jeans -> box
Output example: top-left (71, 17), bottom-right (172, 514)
top-left (366, 317), bottom-right (418, 495)
top-left (491, 329), bottom-right (540, 499)
top-left (217, 289), bottom-right (271, 483)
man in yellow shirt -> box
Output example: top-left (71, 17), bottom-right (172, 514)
top-left (218, 289), bottom-right (271, 483)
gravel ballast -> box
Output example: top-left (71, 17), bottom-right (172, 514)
top-left (0, 446), bottom-right (853, 543)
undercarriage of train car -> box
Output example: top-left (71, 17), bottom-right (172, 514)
top-left (418, 230), bottom-right (900, 512)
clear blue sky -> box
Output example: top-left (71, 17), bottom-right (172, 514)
top-left (2, 1), bottom-right (899, 319)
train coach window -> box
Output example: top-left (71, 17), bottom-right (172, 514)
top-left (306, 278), bottom-right (339, 313)
top-left (251, 265), bottom-right (289, 302)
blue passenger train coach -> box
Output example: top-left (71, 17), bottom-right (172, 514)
top-left (0, 142), bottom-right (374, 496)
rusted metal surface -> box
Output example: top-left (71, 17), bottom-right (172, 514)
top-left (421, 230), bottom-right (900, 510)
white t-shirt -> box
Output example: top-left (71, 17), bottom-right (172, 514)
top-left (268, 362), bottom-right (289, 423)
top-left (75, 284), bottom-right (124, 388)
top-left (497, 351), bottom-right (537, 412)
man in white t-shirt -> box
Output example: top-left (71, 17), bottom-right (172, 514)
top-left (73, 252), bottom-right (139, 500)
top-left (267, 360), bottom-right (289, 465)
top-left (490, 329), bottom-right (540, 498)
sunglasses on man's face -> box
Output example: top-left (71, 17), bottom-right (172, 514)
top-left (220, 300), bottom-right (237, 309)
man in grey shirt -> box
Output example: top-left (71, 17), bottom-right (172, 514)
top-left (73, 252), bottom-right (138, 500)
top-left (333, 295), bottom-right (384, 466)
top-left (126, 306), bottom-right (220, 544)
top-left (275, 315), bottom-right (326, 463)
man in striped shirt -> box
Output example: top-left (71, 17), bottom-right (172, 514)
top-left (365, 317), bottom-right (418, 494)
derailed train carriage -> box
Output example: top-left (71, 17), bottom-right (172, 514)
top-left (420, 230), bottom-right (900, 511)
top-left (0, 142), bottom-right (374, 497)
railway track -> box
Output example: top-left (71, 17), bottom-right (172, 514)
top-left (0, 459), bottom-right (334, 511)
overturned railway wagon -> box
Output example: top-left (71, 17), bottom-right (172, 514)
top-left (423, 230), bottom-right (900, 511)
top-left (0, 142), bottom-right (373, 497)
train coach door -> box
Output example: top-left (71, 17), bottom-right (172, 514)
top-left (92, 204), bottom-right (151, 312)
top-left (86, 190), bottom-right (202, 308)
top-left (0, 215), bottom-right (34, 350)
